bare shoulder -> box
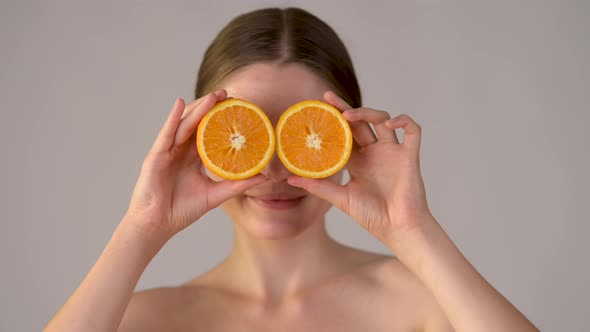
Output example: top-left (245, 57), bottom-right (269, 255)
top-left (361, 254), bottom-right (435, 304)
top-left (117, 248), bottom-right (453, 331)
top-left (118, 285), bottom-right (210, 332)
top-left (118, 287), bottom-right (180, 332)
top-left (344, 248), bottom-right (454, 331)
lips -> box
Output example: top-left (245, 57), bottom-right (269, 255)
top-left (248, 193), bottom-right (306, 210)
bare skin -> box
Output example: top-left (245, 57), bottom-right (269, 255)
top-left (121, 252), bottom-right (449, 331)
top-left (117, 64), bottom-right (451, 331)
top-left (44, 63), bottom-right (539, 332)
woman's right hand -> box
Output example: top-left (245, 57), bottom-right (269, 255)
top-left (125, 89), bottom-right (266, 239)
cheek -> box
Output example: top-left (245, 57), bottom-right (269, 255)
top-left (219, 195), bottom-right (245, 216)
top-left (303, 197), bottom-right (333, 220)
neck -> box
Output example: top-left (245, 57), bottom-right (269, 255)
top-left (217, 219), bottom-right (348, 302)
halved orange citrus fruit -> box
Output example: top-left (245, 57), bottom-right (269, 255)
top-left (196, 99), bottom-right (275, 180)
top-left (276, 100), bottom-right (352, 179)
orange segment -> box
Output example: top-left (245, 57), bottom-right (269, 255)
top-left (196, 99), bottom-right (275, 180)
top-left (276, 100), bottom-right (352, 178)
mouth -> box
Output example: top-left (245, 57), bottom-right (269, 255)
top-left (247, 193), bottom-right (306, 210)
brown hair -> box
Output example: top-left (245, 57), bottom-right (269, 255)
top-left (194, 7), bottom-right (361, 108)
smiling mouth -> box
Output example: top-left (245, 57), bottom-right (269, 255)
top-left (248, 195), bottom-right (305, 210)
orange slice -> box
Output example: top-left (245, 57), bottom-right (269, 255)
top-left (276, 100), bottom-right (352, 179)
top-left (196, 99), bottom-right (275, 180)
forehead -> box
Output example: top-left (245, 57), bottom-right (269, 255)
top-left (219, 63), bottom-right (332, 122)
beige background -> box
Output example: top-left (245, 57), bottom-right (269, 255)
top-left (2, 0), bottom-right (589, 331)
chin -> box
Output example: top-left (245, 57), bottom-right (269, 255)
top-left (243, 218), bottom-right (312, 240)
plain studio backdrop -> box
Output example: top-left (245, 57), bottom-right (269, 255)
top-left (1, 0), bottom-right (589, 331)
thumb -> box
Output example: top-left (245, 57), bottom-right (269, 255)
top-left (287, 176), bottom-right (349, 211)
top-left (208, 174), bottom-right (267, 208)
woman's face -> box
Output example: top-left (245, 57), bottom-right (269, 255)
top-left (211, 62), bottom-right (344, 239)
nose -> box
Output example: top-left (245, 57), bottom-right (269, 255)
top-left (260, 152), bottom-right (292, 182)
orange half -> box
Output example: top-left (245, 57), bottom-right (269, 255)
top-left (276, 100), bottom-right (352, 178)
top-left (196, 99), bottom-right (275, 180)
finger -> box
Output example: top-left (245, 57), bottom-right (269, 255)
top-left (344, 108), bottom-right (399, 144)
top-left (151, 98), bottom-right (186, 153)
top-left (376, 121), bottom-right (399, 144)
top-left (181, 89), bottom-right (227, 119)
top-left (350, 120), bottom-right (378, 147)
top-left (324, 91), bottom-right (377, 147)
top-left (384, 114), bottom-right (422, 150)
top-left (287, 176), bottom-right (349, 212)
top-left (324, 90), bottom-right (353, 111)
top-left (174, 91), bottom-right (223, 146)
top-left (207, 174), bottom-right (268, 208)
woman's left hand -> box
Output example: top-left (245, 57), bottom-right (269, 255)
top-left (287, 91), bottom-right (434, 246)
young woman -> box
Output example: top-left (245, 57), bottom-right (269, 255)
top-left (45, 7), bottom-right (539, 332)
